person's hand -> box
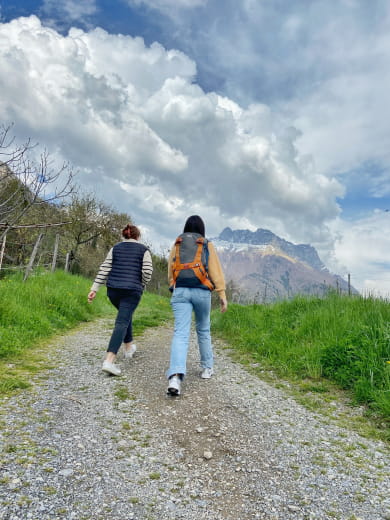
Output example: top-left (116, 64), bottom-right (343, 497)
top-left (219, 297), bottom-right (228, 313)
top-left (88, 290), bottom-right (96, 303)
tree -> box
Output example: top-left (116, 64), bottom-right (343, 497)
top-left (148, 251), bottom-right (170, 296)
top-left (63, 192), bottom-right (132, 275)
top-left (0, 124), bottom-right (75, 240)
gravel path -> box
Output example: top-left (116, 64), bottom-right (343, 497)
top-left (0, 318), bottom-right (389, 520)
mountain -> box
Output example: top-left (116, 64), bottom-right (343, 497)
top-left (212, 227), bottom-right (357, 303)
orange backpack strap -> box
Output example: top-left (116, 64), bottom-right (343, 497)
top-left (172, 237), bottom-right (182, 285)
top-left (172, 235), bottom-right (214, 291)
top-left (191, 238), bottom-right (214, 290)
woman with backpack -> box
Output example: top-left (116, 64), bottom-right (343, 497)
top-left (167, 215), bottom-right (227, 396)
top-left (88, 224), bottom-right (153, 376)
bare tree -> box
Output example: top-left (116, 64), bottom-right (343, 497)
top-left (63, 192), bottom-right (132, 274)
top-left (0, 124), bottom-right (75, 240)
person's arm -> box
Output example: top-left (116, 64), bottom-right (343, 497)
top-left (168, 244), bottom-right (176, 291)
top-left (167, 245), bottom-right (175, 289)
top-left (87, 248), bottom-right (113, 302)
top-left (142, 249), bottom-right (153, 286)
top-left (207, 242), bottom-right (228, 313)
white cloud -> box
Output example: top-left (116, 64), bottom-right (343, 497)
top-left (0, 16), bottom-right (188, 180)
top-left (127, 0), bottom-right (207, 12)
top-left (1, 14), bottom-right (387, 296)
top-left (152, 1), bottom-right (390, 186)
top-left (262, 3), bottom-right (390, 184)
top-left (123, 0), bottom-right (208, 26)
top-left (42, 0), bottom-right (98, 22)
top-left (328, 211), bottom-right (390, 297)
top-left (292, 65), bottom-right (390, 178)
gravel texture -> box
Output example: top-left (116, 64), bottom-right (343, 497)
top-left (0, 318), bottom-right (389, 520)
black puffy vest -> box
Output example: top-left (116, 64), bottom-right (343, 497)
top-left (107, 241), bottom-right (147, 292)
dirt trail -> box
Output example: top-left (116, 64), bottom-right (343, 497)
top-left (0, 318), bottom-right (389, 520)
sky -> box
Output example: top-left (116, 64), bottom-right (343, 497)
top-left (0, 0), bottom-right (389, 296)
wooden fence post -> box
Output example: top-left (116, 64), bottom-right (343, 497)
top-left (64, 252), bottom-right (70, 272)
top-left (0, 232), bottom-right (6, 271)
top-left (348, 273), bottom-right (351, 296)
top-left (51, 234), bottom-right (60, 272)
top-left (24, 233), bottom-right (44, 281)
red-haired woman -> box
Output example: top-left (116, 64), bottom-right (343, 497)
top-left (88, 224), bottom-right (153, 376)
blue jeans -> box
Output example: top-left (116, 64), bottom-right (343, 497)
top-left (167, 287), bottom-right (213, 379)
top-left (107, 288), bottom-right (142, 355)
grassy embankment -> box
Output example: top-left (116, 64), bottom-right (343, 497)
top-left (212, 293), bottom-right (390, 438)
top-left (0, 270), bottom-right (171, 395)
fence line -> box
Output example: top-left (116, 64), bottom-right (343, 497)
top-left (24, 233), bottom-right (44, 281)
top-left (0, 219), bottom-right (75, 279)
top-left (0, 221), bottom-right (71, 229)
top-left (0, 227), bottom-right (73, 280)
top-left (51, 234), bottom-right (60, 272)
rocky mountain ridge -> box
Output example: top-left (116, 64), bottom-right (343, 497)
top-left (212, 227), bottom-right (355, 303)
top-left (217, 227), bottom-right (325, 271)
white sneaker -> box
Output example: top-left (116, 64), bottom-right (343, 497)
top-left (200, 367), bottom-right (214, 379)
top-left (102, 361), bottom-right (121, 376)
top-left (124, 344), bottom-right (137, 359)
top-left (167, 375), bottom-right (181, 396)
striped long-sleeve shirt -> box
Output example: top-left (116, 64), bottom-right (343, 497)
top-left (90, 239), bottom-right (153, 292)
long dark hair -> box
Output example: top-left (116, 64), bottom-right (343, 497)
top-left (183, 215), bottom-right (205, 237)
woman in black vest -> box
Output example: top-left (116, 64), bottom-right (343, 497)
top-left (88, 224), bottom-right (153, 376)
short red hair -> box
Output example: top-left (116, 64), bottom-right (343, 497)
top-left (122, 224), bottom-right (140, 240)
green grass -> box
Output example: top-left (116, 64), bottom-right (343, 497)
top-left (212, 293), bottom-right (390, 429)
top-left (1, 272), bottom-right (110, 353)
top-left (130, 293), bottom-right (172, 337)
top-left (114, 386), bottom-right (135, 401)
top-left (0, 270), bottom-right (171, 395)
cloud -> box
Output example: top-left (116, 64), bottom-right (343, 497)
top-left (40, 0), bottom-right (99, 32)
top-left (0, 14), bottom-right (370, 281)
top-left (126, 0), bottom-right (207, 12)
top-left (330, 211), bottom-right (390, 296)
top-left (142, 0), bottom-right (390, 186)
top-left (42, 0), bottom-right (98, 22)
top-left (0, 17), bottom-right (188, 178)
top-left (292, 61), bottom-right (390, 178)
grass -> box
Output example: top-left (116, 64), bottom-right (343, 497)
top-left (0, 270), bottom-right (171, 396)
top-left (211, 292), bottom-right (390, 433)
top-left (1, 270), bottom-right (389, 439)
top-left (0, 270), bottom-right (113, 359)
top-left (114, 386), bottom-right (135, 401)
